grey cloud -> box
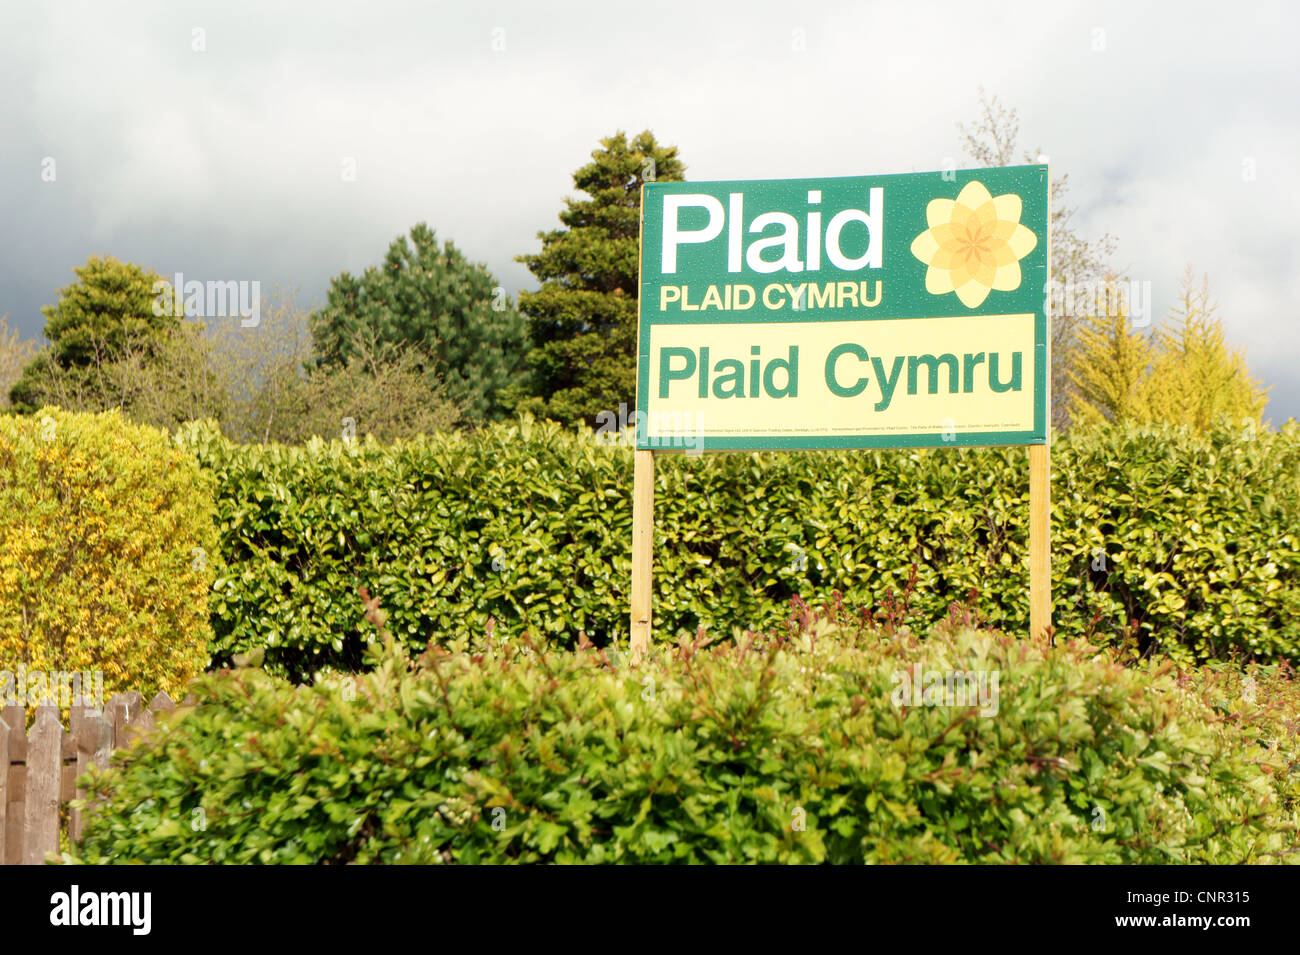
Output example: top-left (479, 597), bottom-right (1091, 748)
top-left (1, 0), bottom-right (1296, 420)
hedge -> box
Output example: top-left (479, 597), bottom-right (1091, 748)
top-left (174, 418), bottom-right (1300, 680)
top-left (65, 610), bottom-right (1300, 864)
top-left (0, 408), bottom-right (218, 707)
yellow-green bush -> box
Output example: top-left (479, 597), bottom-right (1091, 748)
top-left (0, 407), bottom-right (218, 704)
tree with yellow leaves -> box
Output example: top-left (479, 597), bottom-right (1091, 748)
top-left (1069, 270), bottom-right (1268, 430)
top-left (1138, 270), bottom-right (1269, 431)
top-left (1066, 276), bottom-right (1153, 427)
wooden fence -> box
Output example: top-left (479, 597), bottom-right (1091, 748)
top-left (0, 691), bottom-right (176, 865)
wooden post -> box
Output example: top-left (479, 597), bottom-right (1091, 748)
top-left (630, 449), bottom-right (655, 657)
top-left (2, 704), bottom-right (23, 865)
top-left (73, 707), bottom-right (113, 843)
top-left (1029, 441), bottom-right (1051, 638)
top-left (107, 691), bottom-right (142, 746)
top-left (1031, 160), bottom-right (1053, 641)
top-left (23, 706), bottom-right (61, 865)
top-left (70, 705), bottom-right (85, 840)
top-left (149, 691), bottom-right (176, 718)
top-left (0, 711), bottom-right (8, 864)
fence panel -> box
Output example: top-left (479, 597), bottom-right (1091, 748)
top-left (0, 692), bottom-right (176, 865)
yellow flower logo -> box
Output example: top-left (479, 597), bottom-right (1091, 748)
top-left (910, 180), bottom-right (1038, 308)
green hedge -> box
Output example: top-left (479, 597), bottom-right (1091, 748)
top-left (175, 418), bottom-right (1300, 680)
top-left (65, 615), bottom-right (1300, 864)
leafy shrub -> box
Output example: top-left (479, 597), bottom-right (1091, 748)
top-left (175, 418), bottom-right (1300, 680)
top-left (12, 322), bottom-right (230, 433)
top-left (12, 290), bottom-right (463, 446)
top-left (245, 344), bottom-right (461, 445)
top-left (8, 255), bottom-right (184, 415)
top-left (0, 408), bottom-right (219, 703)
top-left (0, 316), bottom-right (38, 410)
top-left (66, 607), bottom-right (1300, 864)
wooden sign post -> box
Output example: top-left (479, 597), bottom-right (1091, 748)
top-left (1029, 442), bottom-right (1051, 640)
top-left (630, 165), bottom-right (1052, 654)
top-left (630, 449), bottom-right (655, 657)
top-left (1029, 183), bottom-right (1052, 641)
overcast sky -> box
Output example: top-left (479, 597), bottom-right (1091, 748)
top-left (3, 0), bottom-right (1297, 421)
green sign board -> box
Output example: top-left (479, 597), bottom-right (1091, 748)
top-left (635, 164), bottom-right (1049, 452)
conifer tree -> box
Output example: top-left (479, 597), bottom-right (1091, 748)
top-left (1067, 277), bottom-right (1154, 427)
top-left (1069, 270), bottom-right (1269, 430)
top-left (507, 130), bottom-right (685, 425)
top-left (1137, 270), bottom-right (1269, 430)
top-left (311, 223), bottom-right (526, 423)
top-left (9, 255), bottom-right (177, 413)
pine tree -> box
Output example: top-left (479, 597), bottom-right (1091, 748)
top-left (310, 223), bottom-right (526, 423)
top-left (507, 130), bottom-right (685, 425)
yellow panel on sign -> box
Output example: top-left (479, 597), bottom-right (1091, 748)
top-left (646, 314), bottom-right (1036, 441)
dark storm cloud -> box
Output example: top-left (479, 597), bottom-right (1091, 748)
top-left (2, 0), bottom-right (1296, 419)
